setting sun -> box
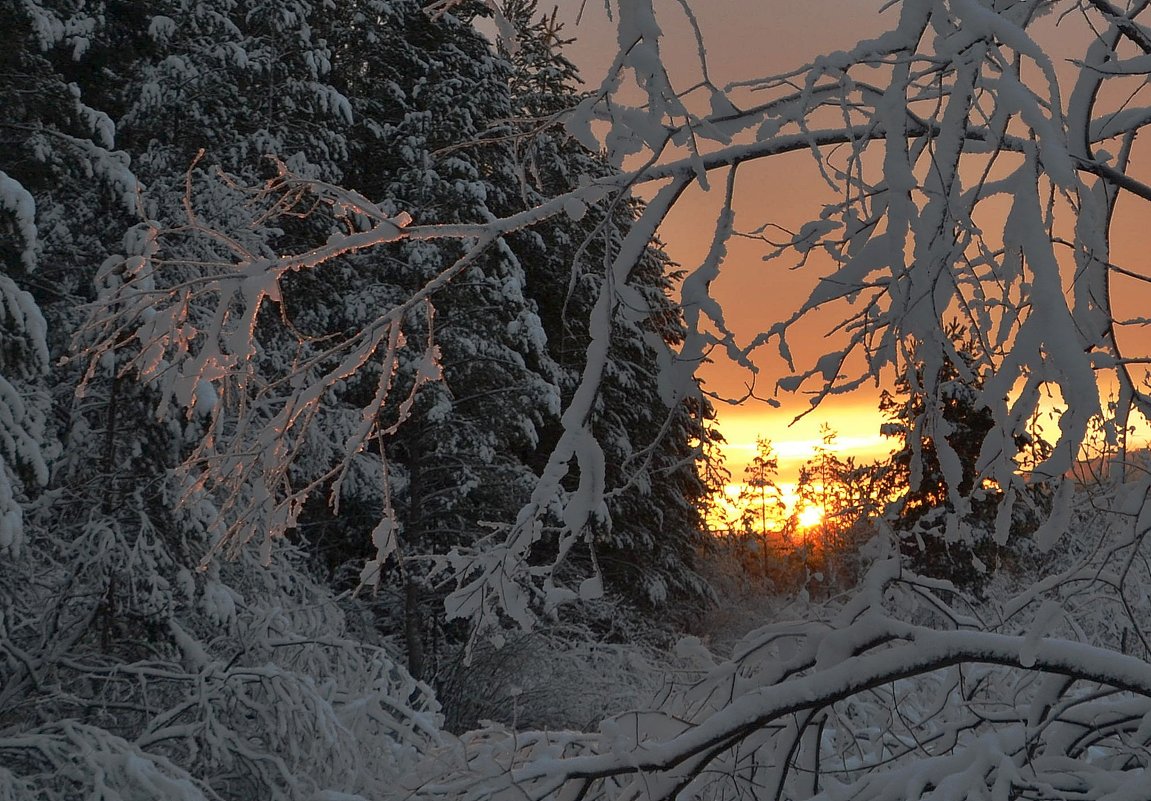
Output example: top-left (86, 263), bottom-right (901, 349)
top-left (708, 481), bottom-right (826, 537)
top-left (796, 505), bottom-right (824, 529)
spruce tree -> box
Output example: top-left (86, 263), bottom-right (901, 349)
top-left (280, 0), bottom-right (566, 681)
top-left (1, 5), bottom-right (436, 798)
top-left (879, 324), bottom-right (1048, 592)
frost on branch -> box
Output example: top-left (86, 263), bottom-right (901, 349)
top-left (745, 2), bottom-right (1104, 536)
top-left (1, 526), bottom-right (442, 800)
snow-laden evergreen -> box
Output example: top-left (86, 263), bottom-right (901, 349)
top-left (1, 3), bottom-right (436, 798)
top-left (1, 0), bottom-right (717, 794)
top-left (495, 0), bottom-right (718, 616)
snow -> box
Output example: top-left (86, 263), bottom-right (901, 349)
top-left (14, 1), bottom-right (1151, 799)
top-left (69, 84), bottom-right (116, 149)
top-left (147, 15), bottom-right (177, 42)
top-left (0, 172), bottom-right (38, 270)
top-left (0, 455), bottom-right (23, 554)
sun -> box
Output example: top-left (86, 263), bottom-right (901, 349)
top-left (796, 504), bottom-right (824, 529)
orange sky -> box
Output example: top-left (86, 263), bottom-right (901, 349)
top-left (555, 2), bottom-right (1151, 482)
top-left (556, 1), bottom-right (896, 479)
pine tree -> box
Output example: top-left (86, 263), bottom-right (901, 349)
top-left (736, 437), bottom-right (786, 579)
top-left (879, 324), bottom-right (1048, 592)
top-left (289, 0), bottom-right (566, 681)
top-left (0, 0), bottom-right (59, 559)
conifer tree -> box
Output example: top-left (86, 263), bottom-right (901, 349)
top-left (736, 437), bottom-right (785, 578)
top-left (1, 5), bottom-right (436, 798)
top-left (879, 324), bottom-right (1048, 592)
top-left (284, 0), bottom-right (566, 680)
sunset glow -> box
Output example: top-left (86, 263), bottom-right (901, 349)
top-left (714, 399), bottom-right (894, 484)
top-left (796, 504), bottom-right (824, 529)
top-left (710, 481), bottom-right (826, 537)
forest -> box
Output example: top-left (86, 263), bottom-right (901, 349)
top-left (5, 1), bottom-right (1151, 800)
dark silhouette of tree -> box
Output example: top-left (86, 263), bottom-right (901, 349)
top-left (792, 426), bottom-right (888, 595)
top-left (879, 323), bottom-right (1049, 592)
top-left (733, 437), bottom-right (786, 579)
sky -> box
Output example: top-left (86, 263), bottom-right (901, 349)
top-left (554, 1), bottom-right (897, 480)
top-left (547, 1), bottom-right (1151, 486)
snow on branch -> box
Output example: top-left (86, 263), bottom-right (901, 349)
top-left (404, 557), bottom-right (1151, 801)
top-left (44, 4), bottom-right (1151, 799)
top-left (559, 0), bottom-right (1151, 549)
top-left (72, 152), bottom-right (645, 632)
